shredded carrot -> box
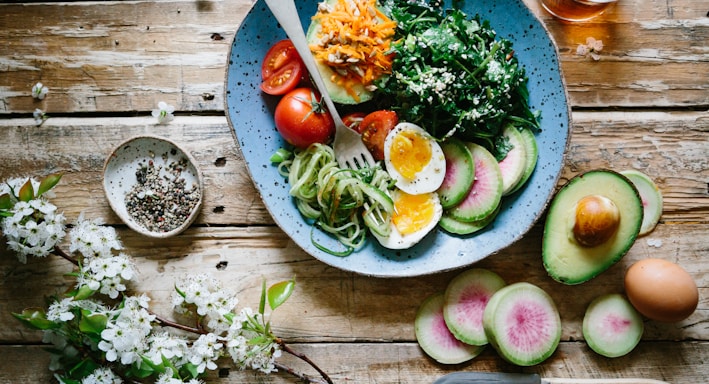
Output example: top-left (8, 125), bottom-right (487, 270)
top-left (310, 0), bottom-right (396, 102)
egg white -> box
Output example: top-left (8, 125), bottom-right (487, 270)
top-left (383, 122), bottom-right (446, 195)
top-left (372, 189), bottom-right (443, 250)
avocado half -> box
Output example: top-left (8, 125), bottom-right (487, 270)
top-left (305, 0), bottom-right (375, 105)
top-left (542, 169), bottom-right (643, 285)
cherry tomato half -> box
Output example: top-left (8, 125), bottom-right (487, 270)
top-left (342, 112), bottom-right (367, 133)
top-left (260, 61), bottom-right (304, 95)
top-left (359, 110), bottom-right (398, 161)
top-left (274, 88), bottom-right (335, 149)
top-left (261, 40), bottom-right (305, 95)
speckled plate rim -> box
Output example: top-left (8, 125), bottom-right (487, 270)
top-left (102, 135), bottom-right (204, 238)
top-left (224, 0), bottom-right (572, 278)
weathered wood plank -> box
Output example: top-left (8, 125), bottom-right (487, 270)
top-left (2, 220), bottom-right (706, 343)
top-left (1, 342), bottom-right (707, 383)
top-left (1, 111), bottom-right (706, 225)
top-left (1, 0), bottom-right (707, 114)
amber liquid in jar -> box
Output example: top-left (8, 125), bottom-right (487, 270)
top-left (541, 0), bottom-right (617, 21)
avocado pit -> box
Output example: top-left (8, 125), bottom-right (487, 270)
top-left (572, 194), bottom-right (620, 247)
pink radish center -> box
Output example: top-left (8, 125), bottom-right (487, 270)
top-left (506, 300), bottom-right (551, 352)
top-left (434, 308), bottom-right (467, 348)
top-left (604, 314), bottom-right (631, 334)
top-left (457, 286), bottom-right (489, 328)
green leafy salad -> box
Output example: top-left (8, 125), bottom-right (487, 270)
top-left (373, 0), bottom-right (541, 159)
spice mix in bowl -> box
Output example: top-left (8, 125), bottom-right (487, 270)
top-left (103, 135), bottom-right (203, 238)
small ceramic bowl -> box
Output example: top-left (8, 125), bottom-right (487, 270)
top-left (103, 135), bottom-right (203, 238)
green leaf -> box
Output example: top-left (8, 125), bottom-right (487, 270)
top-left (161, 354), bottom-right (181, 379)
top-left (128, 363), bottom-right (155, 379)
top-left (182, 363), bottom-right (200, 379)
top-left (267, 278), bottom-right (295, 311)
top-left (68, 358), bottom-right (100, 379)
top-left (71, 285), bottom-right (96, 300)
top-left (259, 279), bottom-right (267, 316)
top-left (12, 308), bottom-right (58, 330)
top-left (78, 310), bottom-right (107, 335)
top-left (37, 173), bottom-right (63, 197)
top-left (18, 179), bottom-right (35, 202)
top-left (174, 283), bottom-right (186, 298)
top-left (53, 375), bottom-right (81, 384)
top-left (0, 193), bottom-right (12, 210)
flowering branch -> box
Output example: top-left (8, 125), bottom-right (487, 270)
top-left (3, 174), bottom-right (333, 384)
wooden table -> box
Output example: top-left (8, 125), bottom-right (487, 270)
top-left (1, 0), bottom-right (707, 382)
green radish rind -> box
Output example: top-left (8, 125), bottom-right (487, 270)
top-left (620, 169), bottom-right (663, 236)
top-left (415, 292), bottom-right (486, 364)
top-left (439, 204), bottom-right (500, 235)
top-left (542, 169), bottom-right (643, 285)
top-left (447, 143), bottom-right (503, 223)
top-left (483, 282), bottom-right (561, 366)
top-left (443, 268), bottom-right (506, 346)
top-left (583, 293), bottom-right (644, 358)
top-left (498, 124), bottom-right (528, 196)
top-left (507, 127), bottom-right (539, 195)
top-left (438, 138), bottom-right (475, 209)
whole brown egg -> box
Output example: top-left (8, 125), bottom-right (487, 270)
top-left (624, 258), bottom-right (698, 323)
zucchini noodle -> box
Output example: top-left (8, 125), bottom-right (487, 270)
top-left (275, 143), bottom-right (395, 256)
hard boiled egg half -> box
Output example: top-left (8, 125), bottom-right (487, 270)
top-left (384, 122), bottom-right (446, 195)
top-left (372, 188), bottom-right (443, 250)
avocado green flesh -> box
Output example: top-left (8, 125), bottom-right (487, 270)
top-left (305, 6), bottom-right (374, 105)
top-left (542, 170), bottom-right (643, 285)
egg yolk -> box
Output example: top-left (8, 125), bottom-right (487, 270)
top-left (392, 191), bottom-right (436, 235)
top-left (390, 129), bottom-right (432, 180)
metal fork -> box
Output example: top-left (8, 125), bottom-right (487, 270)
top-left (263, 0), bottom-right (376, 170)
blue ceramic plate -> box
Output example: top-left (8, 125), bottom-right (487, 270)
top-left (225, 0), bottom-right (570, 278)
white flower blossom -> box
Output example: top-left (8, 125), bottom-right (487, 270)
top-left (156, 368), bottom-right (204, 384)
top-left (69, 214), bottom-right (123, 258)
top-left (145, 331), bottom-right (189, 365)
top-left (33, 108), bottom-right (48, 126)
top-left (32, 82), bottom-right (49, 100)
top-left (77, 253), bottom-right (136, 298)
top-left (81, 367), bottom-right (123, 384)
top-left (187, 333), bottom-right (223, 374)
top-left (98, 295), bottom-right (156, 365)
top-left (47, 297), bottom-right (78, 322)
top-left (226, 308), bottom-right (280, 374)
top-left (172, 273), bottom-right (238, 333)
top-left (1, 198), bottom-right (66, 262)
top-left (152, 101), bottom-right (175, 124)
top-left (576, 37), bottom-right (604, 61)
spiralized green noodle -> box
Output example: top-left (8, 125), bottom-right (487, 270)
top-left (276, 143), bottom-right (394, 256)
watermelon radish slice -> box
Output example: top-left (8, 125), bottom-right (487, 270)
top-left (482, 282), bottom-right (561, 366)
top-left (437, 138), bottom-right (475, 209)
top-left (443, 268), bottom-right (506, 346)
top-left (447, 143), bottom-right (503, 223)
top-left (415, 292), bottom-right (485, 364)
top-left (439, 204), bottom-right (500, 235)
top-left (620, 170), bottom-right (663, 235)
top-left (583, 293), bottom-right (644, 358)
top-left (498, 124), bottom-right (528, 196)
top-left (508, 127), bottom-right (539, 195)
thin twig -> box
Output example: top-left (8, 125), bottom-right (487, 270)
top-left (53, 246), bottom-right (79, 266)
top-left (274, 362), bottom-right (329, 384)
top-left (152, 312), bottom-right (206, 335)
top-left (278, 339), bottom-right (334, 384)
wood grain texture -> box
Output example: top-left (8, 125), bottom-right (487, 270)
top-left (1, 0), bottom-right (708, 114)
top-left (1, 111), bottom-right (706, 224)
top-left (1, 0), bottom-right (708, 382)
top-left (1, 342), bottom-right (707, 383)
top-left (2, 222), bottom-right (707, 343)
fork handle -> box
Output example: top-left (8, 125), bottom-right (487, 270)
top-left (263, 0), bottom-right (343, 124)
